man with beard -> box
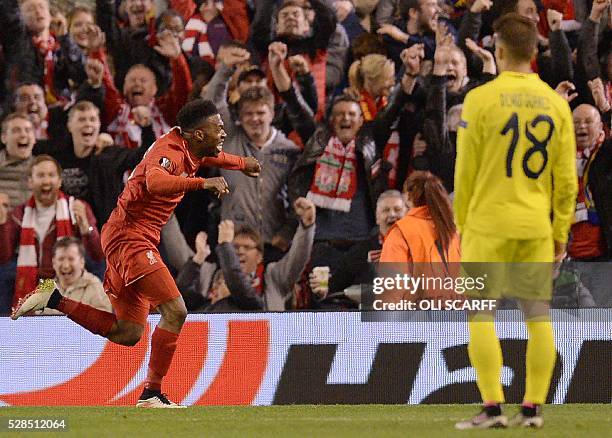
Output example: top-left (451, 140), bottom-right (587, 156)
top-left (0, 154), bottom-right (103, 309)
top-left (377, 0), bottom-right (449, 68)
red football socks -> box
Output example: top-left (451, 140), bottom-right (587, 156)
top-left (57, 297), bottom-right (116, 337)
top-left (145, 327), bottom-right (179, 391)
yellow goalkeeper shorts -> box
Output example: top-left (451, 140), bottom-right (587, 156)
top-left (460, 229), bottom-right (554, 300)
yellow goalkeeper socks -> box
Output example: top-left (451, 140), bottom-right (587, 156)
top-left (468, 316), bottom-right (505, 403)
top-left (524, 319), bottom-right (556, 405)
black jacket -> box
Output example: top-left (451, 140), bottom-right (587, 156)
top-left (96, 0), bottom-right (171, 92)
top-left (282, 84), bottom-right (408, 213)
top-left (250, 0), bottom-right (336, 60)
top-left (588, 138), bottom-right (612, 258)
top-left (36, 135), bottom-right (150, 227)
top-left (458, 9), bottom-right (573, 88)
top-left (1, 0), bottom-right (87, 104)
top-left (418, 73), bottom-right (496, 192)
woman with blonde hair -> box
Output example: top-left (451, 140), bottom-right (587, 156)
top-left (348, 54), bottom-right (401, 188)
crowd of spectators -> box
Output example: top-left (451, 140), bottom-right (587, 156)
top-left (0, 0), bottom-right (610, 314)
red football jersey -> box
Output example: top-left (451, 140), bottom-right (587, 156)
top-left (106, 127), bottom-right (244, 245)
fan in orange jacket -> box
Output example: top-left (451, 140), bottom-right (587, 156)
top-left (379, 171), bottom-right (461, 301)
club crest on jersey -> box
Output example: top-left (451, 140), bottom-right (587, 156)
top-left (159, 157), bottom-right (172, 170)
top-left (146, 250), bottom-right (158, 265)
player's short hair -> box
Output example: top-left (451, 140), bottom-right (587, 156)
top-left (176, 98), bottom-right (219, 131)
top-left (67, 101), bottom-right (100, 121)
top-left (493, 13), bottom-right (538, 62)
top-left (1, 113), bottom-right (31, 134)
top-left (234, 225), bottom-right (264, 253)
top-left (52, 236), bottom-right (86, 258)
top-left (30, 154), bottom-right (62, 177)
top-left (237, 86), bottom-right (275, 114)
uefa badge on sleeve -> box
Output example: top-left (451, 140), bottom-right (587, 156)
top-left (159, 157), bottom-right (172, 171)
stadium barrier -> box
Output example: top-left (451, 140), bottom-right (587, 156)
top-left (0, 310), bottom-right (610, 406)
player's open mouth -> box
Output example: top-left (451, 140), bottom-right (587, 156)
top-left (17, 141), bottom-right (30, 149)
top-left (40, 187), bottom-right (53, 196)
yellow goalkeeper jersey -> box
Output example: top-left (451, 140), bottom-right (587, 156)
top-left (454, 71), bottom-right (578, 243)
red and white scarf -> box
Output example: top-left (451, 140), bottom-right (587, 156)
top-left (359, 90), bottom-right (400, 188)
top-left (307, 136), bottom-right (358, 212)
top-left (34, 113), bottom-right (50, 141)
top-left (107, 103), bottom-right (170, 148)
top-left (32, 34), bottom-right (65, 107)
top-left (181, 3), bottom-right (224, 65)
top-left (13, 192), bottom-right (74, 307)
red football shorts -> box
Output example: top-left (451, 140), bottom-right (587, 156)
top-left (101, 223), bottom-right (181, 325)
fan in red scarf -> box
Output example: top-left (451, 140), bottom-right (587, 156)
top-left (95, 30), bottom-right (192, 148)
top-left (0, 155), bottom-right (103, 308)
top-left (17, 0), bottom-right (86, 107)
top-left (172, 0), bottom-right (249, 66)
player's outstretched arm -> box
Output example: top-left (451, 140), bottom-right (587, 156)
top-left (145, 167), bottom-right (205, 196)
top-left (203, 152), bottom-right (261, 178)
top-left (201, 151), bottom-right (245, 170)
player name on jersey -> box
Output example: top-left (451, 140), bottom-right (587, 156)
top-left (500, 93), bottom-right (551, 110)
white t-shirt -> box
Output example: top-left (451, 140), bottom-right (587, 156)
top-left (33, 204), bottom-right (56, 243)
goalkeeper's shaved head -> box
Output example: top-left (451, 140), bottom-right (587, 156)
top-left (493, 13), bottom-right (538, 63)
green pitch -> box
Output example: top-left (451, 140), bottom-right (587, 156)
top-left (1, 404), bottom-right (609, 437)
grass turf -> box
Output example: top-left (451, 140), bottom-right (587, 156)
top-left (0, 404), bottom-right (610, 437)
